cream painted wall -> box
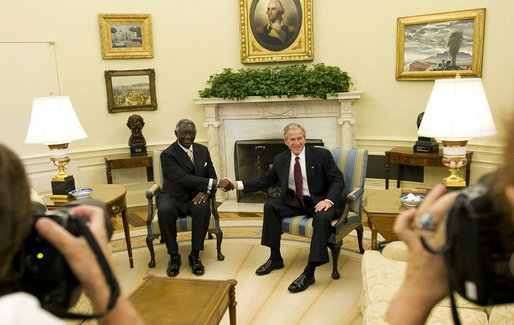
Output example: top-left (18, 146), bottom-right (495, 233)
top-left (1, 0), bottom-right (513, 204)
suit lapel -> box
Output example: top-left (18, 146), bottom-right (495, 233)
top-left (174, 142), bottom-right (195, 172)
top-left (191, 143), bottom-right (199, 174)
top-left (278, 151), bottom-right (291, 191)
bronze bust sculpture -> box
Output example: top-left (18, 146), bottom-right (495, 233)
top-left (127, 114), bottom-right (147, 156)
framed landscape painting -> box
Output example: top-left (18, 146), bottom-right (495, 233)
top-left (99, 13), bottom-right (153, 59)
top-left (239, 0), bottom-right (313, 63)
top-left (105, 69), bottom-right (157, 113)
top-left (396, 8), bottom-right (485, 80)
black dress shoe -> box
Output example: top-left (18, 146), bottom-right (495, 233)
top-left (167, 255), bottom-right (181, 277)
top-left (288, 273), bottom-right (315, 293)
top-left (255, 258), bottom-right (284, 275)
top-left (188, 255), bottom-right (205, 276)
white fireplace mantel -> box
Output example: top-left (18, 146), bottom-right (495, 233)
top-left (193, 91), bottom-right (362, 202)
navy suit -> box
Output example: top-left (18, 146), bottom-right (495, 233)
top-left (157, 141), bottom-right (217, 255)
top-left (243, 146), bottom-right (345, 263)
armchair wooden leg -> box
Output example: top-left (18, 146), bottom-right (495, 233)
top-left (146, 234), bottom-right (160, 268)
top-left (356, 224), bottom-right (365, 253)
top-left (327, 241), bottom-right (342, 279)
top-left (208, 228), bottom-right (225, 261)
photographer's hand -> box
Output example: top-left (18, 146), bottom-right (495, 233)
top-left (385, 184), bottom-right (459, 325)
top-left (35, 205), bottom-right (144, 325)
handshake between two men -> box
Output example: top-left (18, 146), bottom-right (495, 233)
top-left (192, 178), bottom-right (235, 205)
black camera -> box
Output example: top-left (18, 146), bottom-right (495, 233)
top-left (15, 200), bottom-right (116, 318)
top-left (446, 176), bottom-right (514, 306)
top-left (18, 208), bottom-right (82, 311)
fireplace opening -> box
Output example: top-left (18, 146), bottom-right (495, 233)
top-left (234, 139), bottom-right (324, 203)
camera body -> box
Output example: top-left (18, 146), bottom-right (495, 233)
top-left (19, 208), bottom-right (82, 310)
top-left (447, 178), bottom-right (514, 306)
top-left (16, 200), bottom-right (113, 314)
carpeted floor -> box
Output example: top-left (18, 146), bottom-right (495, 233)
top-left (65, 205), bottom-right (374, 324)
top-left (67, 212), bottom-right (370, 324)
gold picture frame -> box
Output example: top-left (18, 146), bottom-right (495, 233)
top-left (105, 69), bottom-right (157, 113)
top-left (396, 8), bottom-right (485, 80)
top-left (240, 0), bottom-right (313, 63)
top-left (99, 13), bottom-right (153, 59)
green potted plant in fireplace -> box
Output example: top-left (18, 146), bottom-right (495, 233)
top-left (198, 63), bottom-right (352, 100)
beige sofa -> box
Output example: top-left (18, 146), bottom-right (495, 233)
top-left (360, 241), bottom-right (514, 324)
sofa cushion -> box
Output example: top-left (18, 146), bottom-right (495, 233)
top-left (488, 303), bottom-right (514, 324)
top-left (361, 250), bottom-right (407, 307)
top-left (361, 250), bottom-right (488, 324)
top-left (381, 241), bottom-right (408, 261)
top-left (362, 301), bottom-right (488, 325)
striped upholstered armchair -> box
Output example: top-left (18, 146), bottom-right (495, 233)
top-left (281, 148), bottom-right (368, 279)
top-left (145, 150), bottom-right (224, 268)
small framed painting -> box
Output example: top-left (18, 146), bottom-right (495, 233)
top-left (105, 69), bottom-right (157, 113)
top-left (98, 13), bottom-right (153, 59)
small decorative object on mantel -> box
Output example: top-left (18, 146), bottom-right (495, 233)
top-left (414, 112), bottom-right (439, 153)
top-left (127, 114), bottom-right (147, 156)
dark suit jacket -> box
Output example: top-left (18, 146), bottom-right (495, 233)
top-left (159, 141), bottom-right (217, 203)
top-left (243, 146), bottom-right (345, 213)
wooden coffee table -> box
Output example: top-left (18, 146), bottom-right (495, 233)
top-left (129, 275), bottom-right (237, 325)
top-left (364, 188), bottom-right (407, 249)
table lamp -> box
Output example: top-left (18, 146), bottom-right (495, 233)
top-left (417, 78), bottom-right (496, 187)
top-left (25, 96), bottom-right (87, 201)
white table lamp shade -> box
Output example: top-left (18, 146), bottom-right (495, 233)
top-left (418, 78), bottom-right (497, 141)
top-left (25, 96), bottom-right (87, 145)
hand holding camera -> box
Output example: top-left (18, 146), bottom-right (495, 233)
top-left (20, 202), bottom-right (143, 324)
top-left (35, 205), bottom-right (113, 312)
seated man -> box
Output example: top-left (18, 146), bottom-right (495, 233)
top-left (224, 123), bottom-right (345, 292)
top-left (157, 119), bottom-right (231, 277)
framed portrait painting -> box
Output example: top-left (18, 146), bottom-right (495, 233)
top-left (105, 69), bottom-right (157, 113)
top-left (240, 0), bottom-right (313, 63)
top-left (98, 13), bottom-right (153, 59)
top-left (396, 8), bottom-right (485, 80)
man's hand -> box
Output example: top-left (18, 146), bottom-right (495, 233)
top-left (219, 177), bottom-right (237, 192)
top-left (314, 199), bottom-right (333, 212)
top-left (217, 178), bottom-right (234, 191)
top-left (193, 192), bottom-right (209, 205)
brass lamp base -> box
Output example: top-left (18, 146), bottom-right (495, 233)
top-left (50, 194), bottom-right (75, 202)
top-left (441, 140), bottom-right (469, 188)
top-left (50, 174), bottom-right (76, 202)
top-left (444, 174), bottom-right (466, 187)
top-left (48, 143), bottom-right (76, 202)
